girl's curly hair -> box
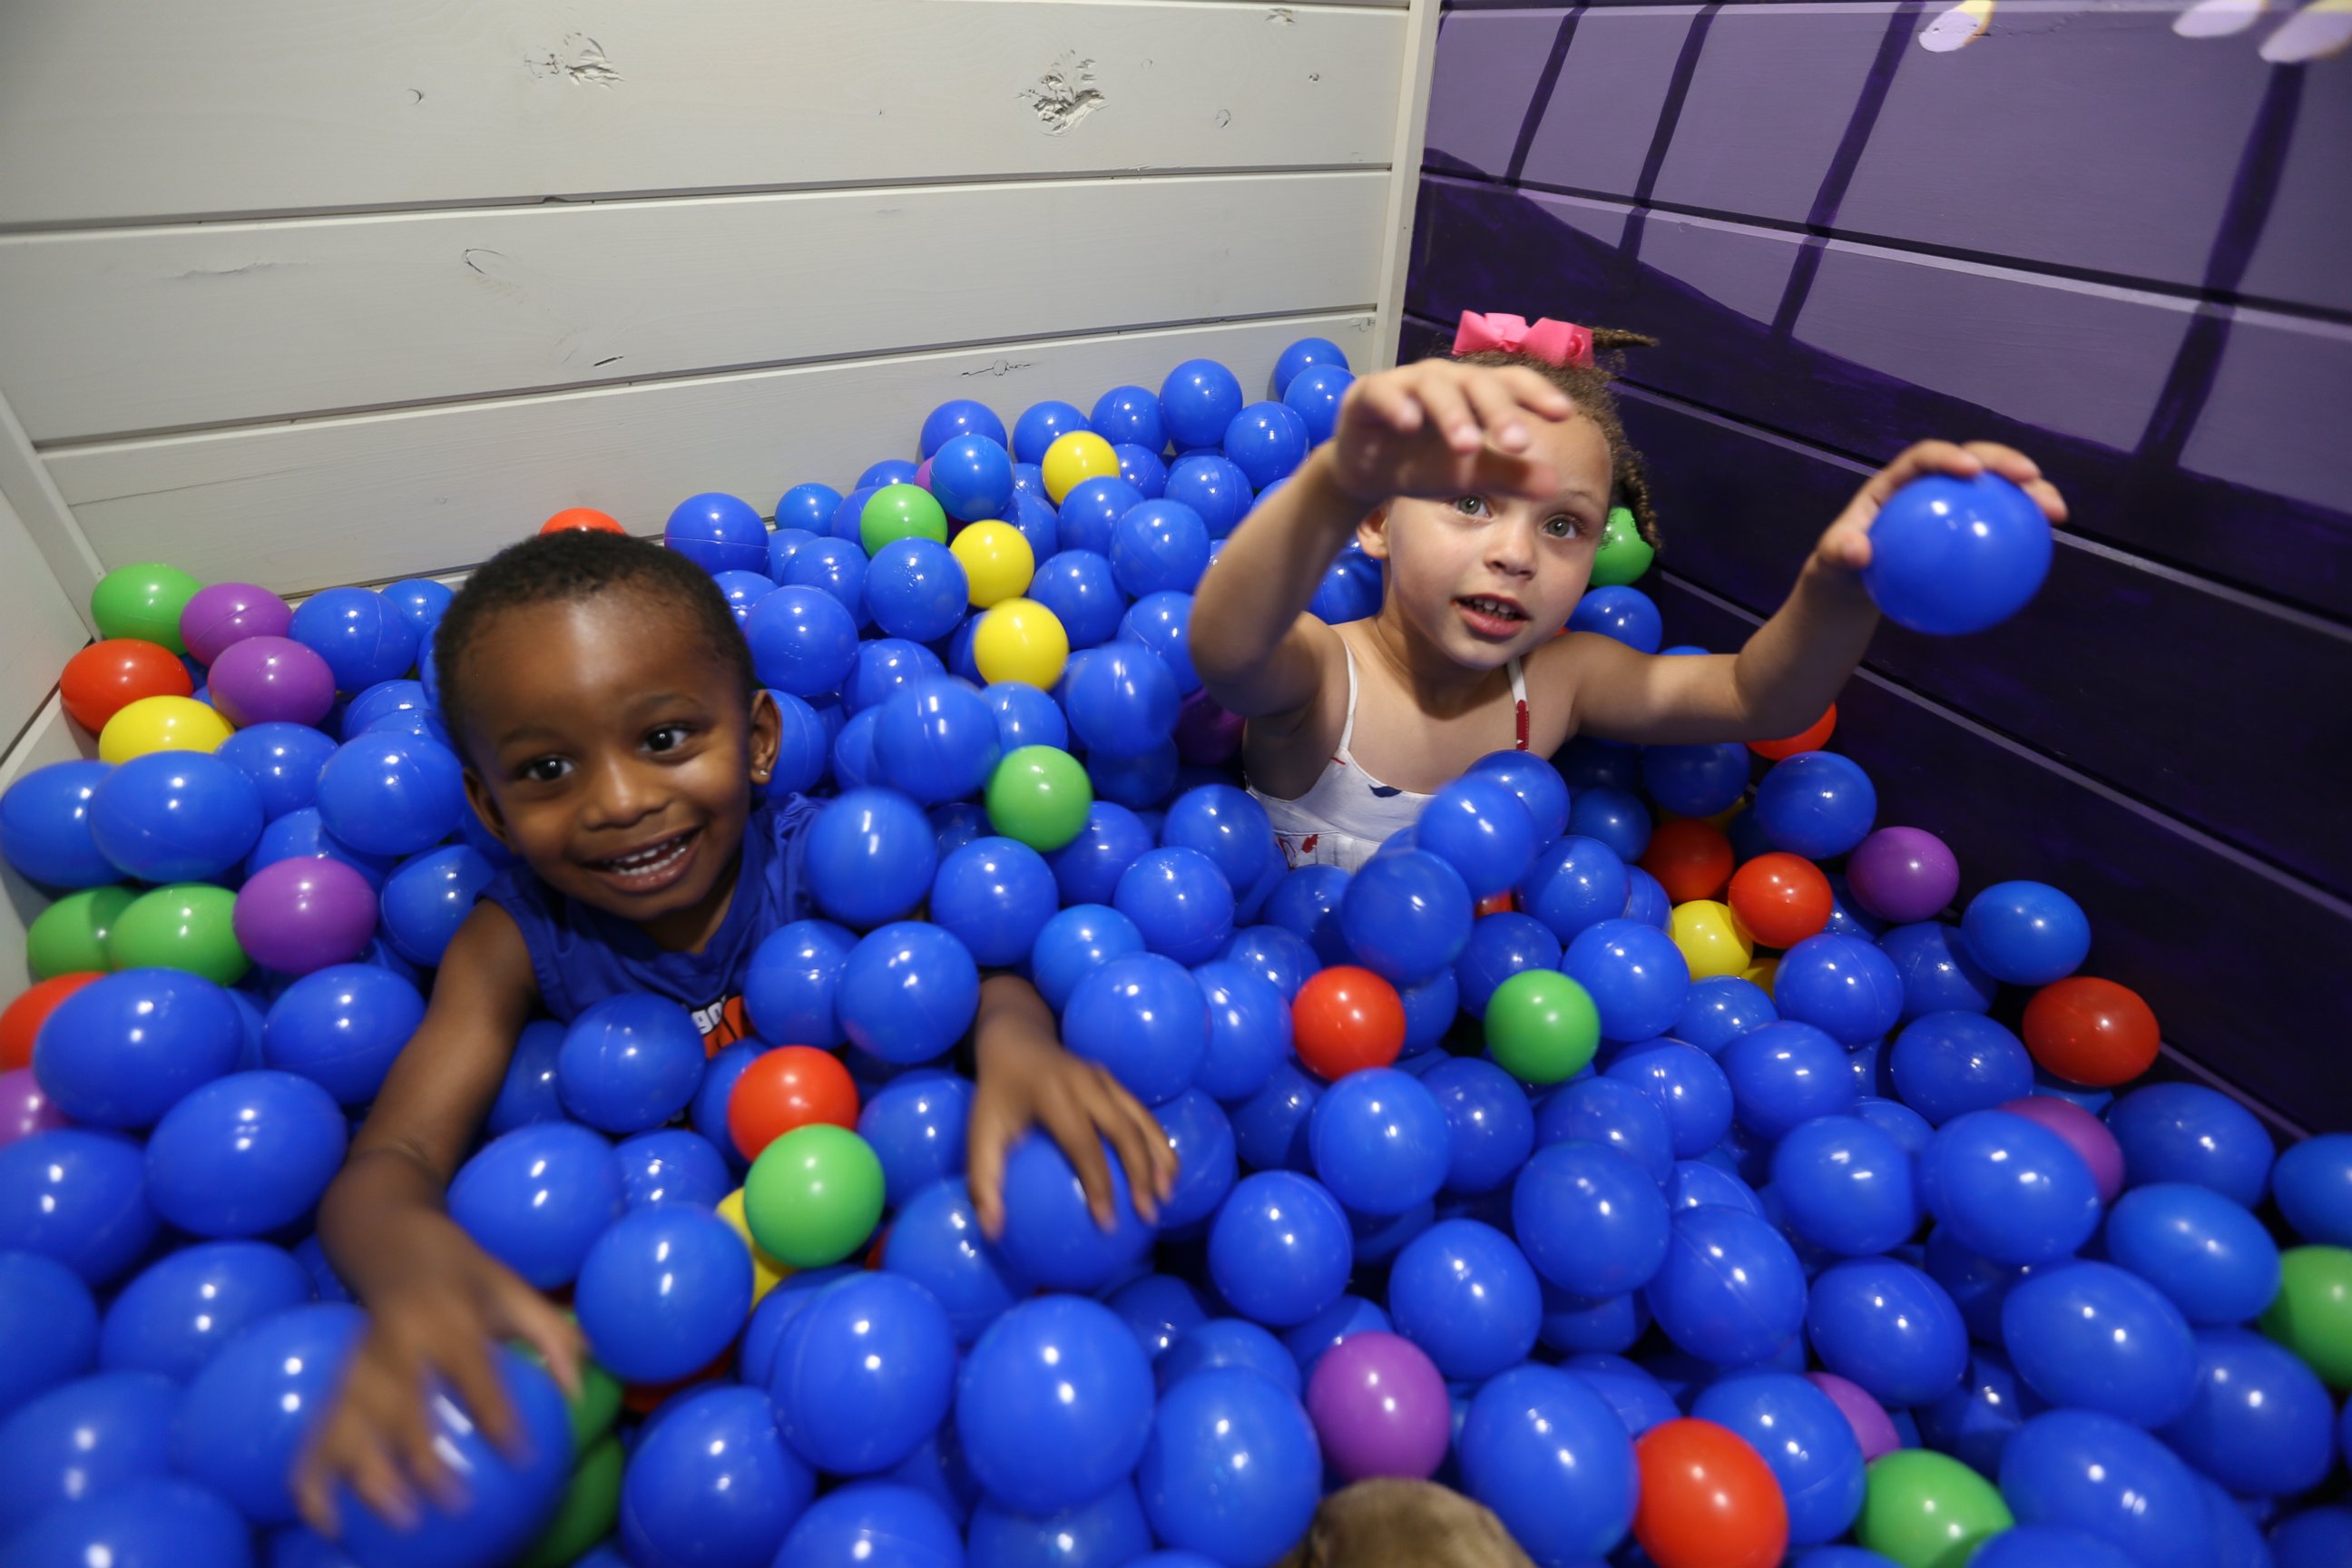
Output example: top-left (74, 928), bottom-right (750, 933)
top-left (1449, 326), bottom-right (1661, 548)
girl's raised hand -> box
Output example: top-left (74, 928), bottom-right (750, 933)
top-left (1814, 439), bottom-right (2070, 573)
top-left (1327, 361), bottom-right (1576, 507)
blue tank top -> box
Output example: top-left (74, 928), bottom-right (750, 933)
top-left (484, 796), bottom-right (819, 1047)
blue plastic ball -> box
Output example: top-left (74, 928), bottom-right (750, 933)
top-left (1157, 1318), bottom-right (1299, 1398)
top-left (1565, 785), bottom-right (1650, 862)
top-left (5, 1475), bottom-right (253, 1568)
top-left (1889, 1011), bottom-right (2034, 1124)
top-left (1065, 644), bottom-right (1181, 764)
top-left (1643, 1204), bottom-right (1808, 1366)
top-left (1641, 742), bottom-right (1750, 818)
top-left (1113, 846), bottom-right (1235, 967)
top-left (862, 538), bottom-right (969, 643)
top-left (1110, 501), bottom-right (1211, 599)
top-left (1271, 337), bottom-right (1348, 398)
top-left (2104, 1083), bottom-right (2273, 1208)
top-left (836, 921), bottom-right (981, 1066)
top-left (98, 1241), bottom-right (308, 1383)
top-left (1568, 585), bottom-right (1662, 652)
top-left (1219, 923), bottom-right (1318, 1003)
top-left (958, 1294), bottom-right (1154, 1514)
top-left (870, 680), bottom-right (1001, 808)
top-left (87, 752), bottom-right (262, 884)
top-left (1060, 951), bottom-right (1210, 1106)
top-left (1282, 362), bottom-right (1354, 445)
top-left (770, 1271), bottom-right (956, 1475)
top-left (245, 805), bottom-right (396, 887)
top-left (1119, 591), bottom-right (1198, 697)
top-left (619, 1384), bottom-right (813, 1568)
top-left (1388, 1219), bottom-right (1543, 1380)
top-left (1307, 1067), bottom-right (1451, 1217)
top-left (1999, 1407), bottom-right (2212, 1568)
top-left (919, 838), bottom-right (1052, 972)
top-left (312, 734), bottom-right (463, 858)
top-left (1014, 399), bottom-right (1091, 466)
top-left (928, 435), bottom-right (1015, 524)
top-left (984, 681), bottom-right (1068, 756)
top-left (143, 1069), bottom-right (347, 1239)
top-left (260, 965), bottom-right (428, 1115)
top-left (1135, 1368), bottom-right (1320, 1565)
top-left (2271, 1132), bottom-right (2352, 1248)
top-left (1453, 911), bottom-right (1560, 1021)
top-left (775, 1481), bottom-right (963, 1566)
top-left (1562, 917), bottom-right (1690, 1044)
top-left (1806, 1256), bottom-right (1968, 1406)
top-left (847, 1073), bottom-right (968, 1208)
top-left (1691, 1371), bottom-right (1867, 1546)
top-left (1514, 1140), bottom-right (1671, 1298)
top-left (1769, 1113), bottom-right (1918, 1257)
top-left (662, 492), bottom-right (768, 574)
top-left (1339, 848), bottom-right (1474, 986)
top-left (1507, 839), bottom-right (1618, 954)
top-left (744, 583), bottom-right (859, 698)
top-left (921, 399), bottom-right (1009, 459)
top-left (1960, 880), bottom-right (2091, 986)
top-left (1047, 802), bottom-right (1154, 907)
top-left (1029, 549), bottom-right (1127, 650)
top-left (2002, 1259), bottom-right (2196, 1426)
top-left (1673, 979), bottom-right (1775, 1058)
top-left (555, 993), bottom-right (704, 1133)
top-left (743, 917), bottom-right (854, 1049)
top-left (970, 1484), bottom-right (1153, 1568)
top-left (215, 723), bottom-right (339, 823)
top-left (1023, 906), bottom-right (1138, 1018)
top-left (574, 1203), bottom-right (750, 1386)
top-left (1720, 1020), bottom-right (1857, 1140)
top-left (1604, 1040), bottom-right (1735, 1160)
top-left (1307, 544), bottom-right (1384, 624)
top-left (0, 1132), bottom-right (159, 1289)
top-left (1230, 1064), bottom-right (1320, 1179)
top-left (1152, 1090), bottom-right (1238, 1233)
top-left (2160, 1326), bottom-right (2336, 1496)
top-left (1420, 1058), bottom-right (1536, 1196)
top-left (1159, 784), bottom-right (1273, 898)
top-left (1057, 475), bottom-right (1146, 559)
top-left (1191, 958), bottom-right (1291, 1102)
top-left (1752, 752), bottom-right (1878, 860)
top-left (0, 1368), bottom-right (179, 1537)
top-left (778, 481), bottom-right (844, 534)
top-left (1222, 401), bottom-right (1309, 490)
top-left (173, 1301), bottom-right (364, 1523)
top-left (1919, 1109), bottom-right (2102, 1266)
top-left (807, 788), bottom-right (939, 929)
top-left (614, 1128), bottom-right (730, 1210)
top-left (1160, 360), bottom-right (1245, 451)
top-left (377, 844), bottom-right (493, 967)
top-left (1774, 933), bottom-right (1905, 1046)
top-left (1416, 775), bottom-right (1538, 900)
top-left (1534, 1076), bottom-right (1674, 1184)
top-left (0, 760), bottom-right (116, 889)
top-left (1458, 1364), bottom-right (1637, 1564)
top-left (0, 1251), bottom-right (98, 1416)
top-left (1864, 472), bottom-right (2053, 636)
top-left (1164, 455), bottom-right (1252, 539)
top-left (1092, 384), bottom-right (1167, 450)
top-left (1208, 1171), bottom-right (1351, 1328)
top-left (289, 586), bottom-right (421, 691)
top-left (879, 1177), bottom-right (1023, 1348)
top-left (2268, 1506), bottom-right (2352, 1568)
top-left (35, 968), bottom-right (243, 1130)
top-left (995, 1134), bottom-right (1154, 1291)
top-left (447, 1122), bottom-right (624, 1289)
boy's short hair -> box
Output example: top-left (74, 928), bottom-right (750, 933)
top-left (433, 530), bottom-right (756, 755)
top-left (1275, 1479), bottom-right (1535, 1568)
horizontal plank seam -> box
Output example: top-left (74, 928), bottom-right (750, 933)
top-left (34, 303), bottom-right (1379, 455)
top-left (1419, 169), bottom-right (2352, 331)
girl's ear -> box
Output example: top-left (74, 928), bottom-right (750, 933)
top-left (461, 769), bottom-right (518, 850)
top-left (745, 687), bottom-right (783, 785)
top-left (1356, 504), bottom-right (1393, 562)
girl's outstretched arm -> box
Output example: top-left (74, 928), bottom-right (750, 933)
top-left (1560, 440), bottom-right (2066, 745)
top-left (1193, 360), bottom-right (1575, 722)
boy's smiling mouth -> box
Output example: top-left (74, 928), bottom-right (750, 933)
top-left (585, 826), bottom-right (702, 894)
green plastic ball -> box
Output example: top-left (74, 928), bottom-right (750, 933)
top-left (2261, 1244), bottom-right (2352, 1390)
top-left (517, 1435), bottom-right (622, 1568)
top-left (859, 484), bottom-right (950, 555)
top-left (742, 1123), bottom-right (886, 1269)
top-left (1588, 505), bottom-right (1655, 588)
top-left (1857, 1449), bottom-right (2012, 1568)
top-left (106, 883), bottom-right (249, 985)
top-left (27, 885), bottom-right (136, 979)
top-left (1483, 969), bottom-right (1600, 1084)
top-left (985, 744), bottom-right (1094, 852)
top-left (91, 563), bottom-right (205, 655)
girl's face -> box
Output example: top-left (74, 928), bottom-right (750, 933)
top-left (454, 592), bottom-right (780, 950)
top-left (1358, 409), bottom-right (1613, 671)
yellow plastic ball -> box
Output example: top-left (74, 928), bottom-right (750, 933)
top-left (1040, 431), bottom-right (1120, 505)
top-left (98, 695), bottom-right (234, 763)
top-left (950, 521), bottom-right (1036, 608)
top-left (972, 598), bottom-right (1070, 690)
top-left (1742, 955), bottom-right (1781, 996)
top-left (1670, 898), bottom-right (1754, 981)
top-left (717, 1187), bottom-right (792, 1305)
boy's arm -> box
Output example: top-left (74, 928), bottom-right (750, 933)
top-left (1558, 441), bottom-right (2066, 746)
top-left (964, 972), bottom-right (1178, 1240)
top-left (298, 903), bottom-right (582, 1534)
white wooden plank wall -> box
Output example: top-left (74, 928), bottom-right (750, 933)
top-left (0, 0), bottom-right (1438, 966)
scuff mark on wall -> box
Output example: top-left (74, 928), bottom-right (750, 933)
top-left (1019, 54), bottom-right (1105, 133)
top-left (525, 34), bottom-right (622, 86)
top-left (1269, 7), bottom-right (1298, 24)
top-left (963, 358), bottom-right (1036, 377)
top-left (173, 260), bottom-right (282, 280)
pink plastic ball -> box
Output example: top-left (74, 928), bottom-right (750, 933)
top-left (181, 582), bottom-right (294, 667)
top-left (233, 856), bottom-right (380, 975)
top-left (914, 458), bottom-right (936, 492)
top-left (1999, 1093), bottom-right (2126, 1206)
top-left (207, 635), bottom-right (337, 728)
top-left (1843, 827), bottom-right (1960, 925)
top-left (1305, 1331), bottom-right (1451, 1482)
top-left (0, 1066), bottom-right (65, 1147)
top-left (1805, 1369), bottom-right (1899, 1461)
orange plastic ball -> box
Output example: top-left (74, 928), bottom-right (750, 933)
top-left (1641, 818), bottom-right (1736, 904)
top-left (1475, 891), bottom-right (1517, 917)
top-left (2023, 975), bottom-right (2160, 1087)
top-left (60, 639), bottom-right (193, 733)
top-left (1749, 704), bottom-right (1837, 762)
top-left (1632, 1417), bottom-right (1789, 1568)
top-left (541, 506), bottom-right (625, 535)
top-left (1727, 852), bottom-right (1834, 950)
top-left (1292, 965), bottom-right (1406, 1081)
top-left (727, 1044), bottom-right (860, 1161)
top-left (0, 972), bottom-right (103, 1072)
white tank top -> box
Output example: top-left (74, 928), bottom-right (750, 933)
top-left (1246, 639), bottom-right (1530, 873)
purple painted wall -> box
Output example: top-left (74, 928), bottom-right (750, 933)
top-left (1407, 1), bottom-right (2352, 1131)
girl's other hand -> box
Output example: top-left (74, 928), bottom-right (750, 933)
top-left (1816, 439), bottom-right (2070, 574)
top-left (1327, 361), bottom-right (1576, 508)
top-left (966, 1021), bottom-right (1178, 1240)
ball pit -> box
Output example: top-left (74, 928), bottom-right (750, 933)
top-left (0, 338), bottom-right (2343, 1568)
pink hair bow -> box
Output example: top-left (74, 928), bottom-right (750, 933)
top-left (1453, 310), bottom-right (1593, 369)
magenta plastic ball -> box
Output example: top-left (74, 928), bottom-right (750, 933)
top-left (1844, 828), bottom-right (1960, 925)
top-left (206, 636), bottom-right (337, 729)
top-left (1305, 1330), bottom-right (1451, 1482)
top-left (1174, 690), bottom-right (1244, 767)
top-left (2000, 1094), bottom-right (2125, 1206)
top-left (0, 1067), bottom-right (66, 1148)
top-left (1805, 1370), bottom-right (1899, 1461)
top-left (232, 856), bottom-right (379, 975)
top-left (181, 583), bottom-right (294, 666)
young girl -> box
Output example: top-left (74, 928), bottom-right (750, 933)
top-left (1192, 312), bottom-right (2067, 868)
top-left (295, 531), bottom-right (1172, 1534)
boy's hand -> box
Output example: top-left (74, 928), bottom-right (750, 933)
top-left (967, 1019), bottom-right (1178, 1240)
top-left (1327, 361), bottom-right (1576, 508)
top-left (293, 1235), bottom-right (583, 1537)
top-left (1816, 440), bottom-right (2070, 575)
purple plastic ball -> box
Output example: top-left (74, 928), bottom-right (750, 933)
top-left (206, 636), bottom-right (338, 729)
top-left (1844, 827), bottom-right (1962, 925)
top-left (231, 856), bottom-right (379, 975)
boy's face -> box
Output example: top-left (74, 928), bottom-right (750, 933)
top-left (455, 593), bottom-right (780, 949)
top-left (1357, 410), bottom-right (1612, 670)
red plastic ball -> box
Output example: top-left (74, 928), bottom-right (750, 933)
top-left (541, 507), bottom-right (625, 535)
top-left (59, 639), bottom-right (193, 733)
top-left (727, 1044), bottom-right (860, 1160)
top-left (2023, 975), bottom-right (2160, 1087)
top-left (0, 972), bottom-right (103, 1072)
top-left (1641, 818), bottom-right (1736, 904)
top-left (1727, 852), bottom-right (1834, 950)
top-left (1291, 965), bottom-right (1406, 1081)
top-left (1632, 1417), bottom-right (1788, 1568)
top-left (1749, 704), bottom-right (1837, 762)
